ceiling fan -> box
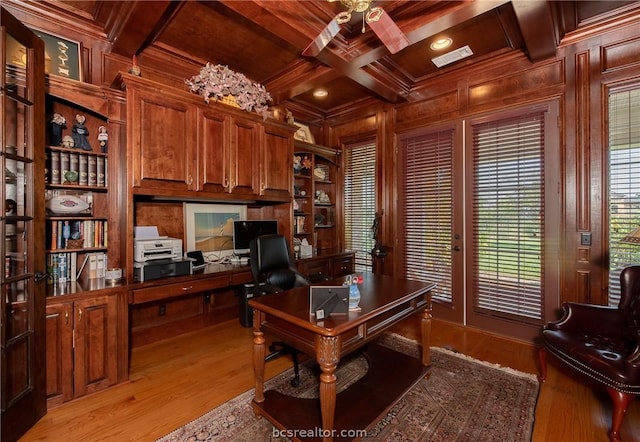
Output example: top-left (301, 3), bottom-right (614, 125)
top-left (302, 0), bottom-right (409, 57)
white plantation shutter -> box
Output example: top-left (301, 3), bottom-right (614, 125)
top-left (400, 130), bottom-right (454, 303)
top-left (344, 141), bottom-right (376, 271)
top-left (471, 112), bottom-right (545, 322)
top-left (608, 88), bottom-right (640, 306)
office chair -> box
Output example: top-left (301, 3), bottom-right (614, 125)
top-left (249, 234), bottom-right (310, 387)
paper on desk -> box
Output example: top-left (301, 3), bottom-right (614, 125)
top-left (134, 226), bottom-right (165, 239)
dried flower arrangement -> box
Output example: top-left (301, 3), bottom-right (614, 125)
top-left (185, 63), bottom-right (272, 119)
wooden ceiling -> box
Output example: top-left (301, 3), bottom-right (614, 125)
top-left (19, 1), bottom-right (640, 117)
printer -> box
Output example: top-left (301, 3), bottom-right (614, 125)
top-left (134, 237), bottom-right (182, 262)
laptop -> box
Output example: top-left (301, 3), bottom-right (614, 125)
top-left (309, 286), bottom-right (349, 319)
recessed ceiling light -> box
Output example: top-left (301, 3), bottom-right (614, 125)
top-left (430, 37), bottom-right (453, 51)
top-left (313, 89), bottom-right (328, 98)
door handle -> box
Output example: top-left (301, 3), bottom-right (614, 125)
top-left (34, 272), bottom-right (49, 283)
top-left (452, 246), bottom-right (461, 252)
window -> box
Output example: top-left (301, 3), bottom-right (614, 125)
top-left (400, 130), bottom-right (454, 303)
top-left (343, 141), bottom-right (376, 272)
top-left (608, 87), bottom-right (640, 307)
top-left (471, 112), bottom-right (545, 322)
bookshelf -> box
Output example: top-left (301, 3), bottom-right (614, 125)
top-left (44, 102), bottom-right (110, 287)
top-left (293, 140), bottom-right (341, 253)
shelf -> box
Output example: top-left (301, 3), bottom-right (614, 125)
top-left (46, 184), bottom-right (108, 192)
top-left (46, 247), bottom-right (107, 253)
top-left (315, 224), bottom-right (335, 229)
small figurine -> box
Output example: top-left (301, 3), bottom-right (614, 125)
top-left (97, 125), bottom-right (108, 153)
top-left (5, 199), bottom-right (16, 216)
top-left (71, 114), bottom-right (92, 151)
top-left (50, 113), bottom-right (66, 146)
top-left (61, 135), bottom-right (74, 149)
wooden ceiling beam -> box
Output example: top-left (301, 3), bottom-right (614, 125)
top-left (109, 0), bottom-right (185, 57)
top-left (510, 0), bottom-right (558, 62)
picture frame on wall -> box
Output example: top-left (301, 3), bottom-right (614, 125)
top-left (184, 203), bottom-right (247, 261)
top-left (30, 28), bottom-right (82, 81)
top-left (294, 123), bottom-right (315, 144)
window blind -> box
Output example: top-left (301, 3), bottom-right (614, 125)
top-left (471, 112), bottom-right (544, 322)
top-left (343, 141), bottom-right (376, 271)
top-left (608, 88), bottom-right (640, 307)
top-left (400, 130), bottom-right (454, 303)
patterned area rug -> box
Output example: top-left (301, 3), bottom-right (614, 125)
top-left (157, 333), bottom-right (539, 441)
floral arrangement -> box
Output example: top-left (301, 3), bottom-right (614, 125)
top-left (185, 63), bottom-right (272, 119)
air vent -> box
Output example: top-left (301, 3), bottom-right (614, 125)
top-left (431, 45), bottom-right (473, 68)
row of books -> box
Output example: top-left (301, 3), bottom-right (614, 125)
top-left (47, 251), bottom-right (107, 284)
top-left (46, 149), bottom-right (108, 187)
top-left (48, 219), bottom-right (108, 250)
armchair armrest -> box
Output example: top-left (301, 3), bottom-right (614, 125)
top-left (547, 302), bottom-right (624, 337)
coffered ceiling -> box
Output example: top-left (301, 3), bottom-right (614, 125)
top-left (15, 1), bottom-right (639, 116)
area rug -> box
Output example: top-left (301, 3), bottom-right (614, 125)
top-left (157, 333), bottom-right (539, 441)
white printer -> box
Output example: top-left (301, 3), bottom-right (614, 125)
top-left (134, 237), bottom-right (182, 262)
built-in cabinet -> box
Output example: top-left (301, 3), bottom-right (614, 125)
top-left (40, 77), bottom-right (128, 408)
top-left (45, 290), bottom-right (120, 407)
top-left (116, 72), bottom-right (293, 202)
top-left (293, 140), bottom-right (342, 252)
top-left (297, 251), bottom-right (355, 281)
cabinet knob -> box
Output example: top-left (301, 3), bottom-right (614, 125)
top-left (223, 178), bottom-right (229, 188)
top-left (187, 174), bottom-right (193, 186)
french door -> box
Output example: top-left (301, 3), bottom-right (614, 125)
top-left (1, 8), bottom-right (47, 441)
top-left (398, 101), bottom-right (560, 341)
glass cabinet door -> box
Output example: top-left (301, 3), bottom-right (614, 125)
top-left (1, 7), bottom-right (46, 441)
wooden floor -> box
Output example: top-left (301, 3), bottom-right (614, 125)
top-left (20, 316), bottom-right (639, 442)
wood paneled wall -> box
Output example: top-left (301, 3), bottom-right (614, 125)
top-left (325, 11), bottom-right (640, 306)
top-left (12, 0), bottom-right (640, 307)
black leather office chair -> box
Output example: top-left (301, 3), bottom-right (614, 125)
top-left (249, 234), bottom-right (310, 386)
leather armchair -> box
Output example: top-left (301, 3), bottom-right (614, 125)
top-left (249, 234), bottom-right (310, 386)
top-left (538, 265), bottom-right (640, 441)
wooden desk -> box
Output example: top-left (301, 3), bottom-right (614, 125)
top-left (249, 272), bottom-right (434, 441)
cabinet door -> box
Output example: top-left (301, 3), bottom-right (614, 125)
top-left (229, 116), bottom-right (259, 195)
top-left (198, 107), bottom-right (228, 193)
top-left (333, 255), bottom-right (354, 277)
top-left (73, 295), bottom-right (118, 397)
top-left (260, 125), bottom-right (292, 200)
top-left (45, 302), bottom-right (73, 405)
top-left (129, 87), bottom-right (197, 192)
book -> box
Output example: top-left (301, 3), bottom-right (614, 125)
top-left (60, 150), bottom-right (70, 182)
top-left (50, 150), bottom-right (61, 184)
top-left (87, 155), bottom-right (97, 186)
top-left (96, 156), bottom-right (105, 187)
top-left (79, 154), bottom-right (88, 185)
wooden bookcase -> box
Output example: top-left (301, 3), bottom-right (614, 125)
top-left (293, 140), bottom-right (342, 253)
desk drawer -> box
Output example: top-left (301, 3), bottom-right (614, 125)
top-left (130, 276), bottom-right (228, 304)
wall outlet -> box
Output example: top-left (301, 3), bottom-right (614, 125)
top-left (580, 232), bottom-right (592, 246)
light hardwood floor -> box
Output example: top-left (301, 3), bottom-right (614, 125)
top-left (20, 317), bottom-right (639, 441)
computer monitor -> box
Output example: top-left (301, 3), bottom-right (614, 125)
top-left (232, 220), bottom-right (278, 256)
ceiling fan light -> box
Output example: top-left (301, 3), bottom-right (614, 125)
top-left (430, 37), bottom-right (453, 51)
top-left (313, 89), bottom-right (329, 98)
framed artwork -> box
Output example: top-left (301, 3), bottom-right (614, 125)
top-left (184, 203), bottom-right (246, 260)
top-left (30, 28), bottom-right (82, 80)
top-left (294, 123), bottom-right (315, 144)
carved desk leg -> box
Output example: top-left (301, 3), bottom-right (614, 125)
top-left (253, 312), bottom-right (266, 405)
top-left (421, 295), bottom-right (432, 367)
top-left (317, 335), bottom-right (340, 442)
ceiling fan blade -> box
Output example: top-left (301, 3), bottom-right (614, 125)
top-left (302, 18), bottom-right (341, 57)
top-left (367, 7), bottom-right (409, 54)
